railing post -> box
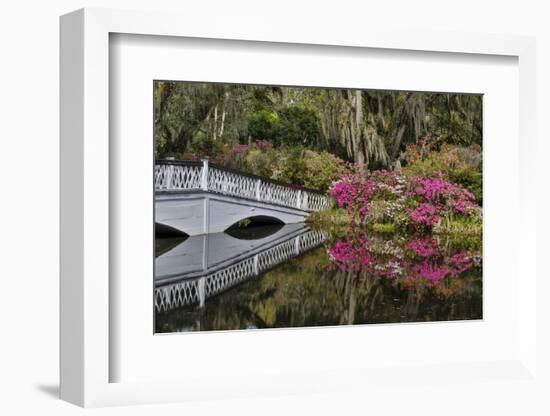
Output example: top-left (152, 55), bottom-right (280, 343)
top-left (198, 277), bottom-right (206, 308)
top-left (222, 172), bottom-right (228, 193)
top-left (154, 165), bottom-right (160, 190)
top-left (295, 235), bottom-right (301, 255)
top-left (163, 165), bottom-right (174, 190)
top-left (255, 179), bottom-right (261, 201)
top-left (254, 254), bottom-right (259, 275)
top-left (201, 159), bottom-right (209, 191)
top-left (303, 192), bottom-right (309, 211)
top-left (296, 190), bottom-right (302, 209)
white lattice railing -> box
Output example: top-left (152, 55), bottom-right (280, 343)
top-left (155, 160), bottom-right (331, 212)
top-left (154, 228), bottom-right (327, 312)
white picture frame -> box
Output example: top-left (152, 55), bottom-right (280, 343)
top-left (60, 7), bottom-right (539, 408)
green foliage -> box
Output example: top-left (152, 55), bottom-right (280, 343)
top-left (401, 142), bottom-right (483, 204)
top-left (247, 106), bottom-right (322, 147)
top-left (154, 81), bottom-right (483, 170)
top-left (271, 148), bottom-right (350, 191)
top-left (236, 218), bottom-right (252, 228)
top-left (276, 106), bottom-right (322, 146)
top-left (154, 81), bottom-right (228, 157)
top-left (371, 223), bottom-right (396, 233)
top-left (224, 143), bottom-right (351, 192)
top-left (246, 109), bottom-right (279, 141)
top-left (242, 148), bottom-right (279, 178)
top-left (299, 150), bottom-right (352, 191)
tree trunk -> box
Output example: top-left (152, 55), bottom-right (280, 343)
top-left (219, 92), bottom-right (228, 138)
top-left (391, 124), bottom-right (406, 160)
top-left (352, 90), bottom-right (366, 171)
top-left (212, 104), bottom-right (218, 141)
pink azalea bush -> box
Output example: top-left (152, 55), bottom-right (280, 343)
top-left (330, 169), bottom-right (481, 231)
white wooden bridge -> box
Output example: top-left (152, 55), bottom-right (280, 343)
top-left (155, 160), bottom-right (331, 236)
top-left (154, 224), bottom-right (327, 312)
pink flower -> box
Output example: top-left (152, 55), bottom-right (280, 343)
top-left (410, 203), bottom-right (440, 226)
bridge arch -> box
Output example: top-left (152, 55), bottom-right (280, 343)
top-left (226, 215), bottom-right (284, 229)
top-left (225, 216), bottom-right (284, 239)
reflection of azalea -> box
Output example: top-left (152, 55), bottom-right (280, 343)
top-left (407, 237), bottom-right (439, 257)
top-left (410, 260), bottom-right (451, 284)
top-left (328, 233), bottom-right (476, 288)
top-left (328, 235), bottom-right (370, 272)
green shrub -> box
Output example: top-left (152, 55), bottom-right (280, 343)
top-left (239, 145), bottom-right (350, 192)
top-left (246, 110), bottom-right (280, 142)
top-left (242, 148), bottom-right (278, 178)
top-left (295, 149), bottom-right (351, 192)
top-left (401, 143), bottom-right (482, 204)
top-left (246, 106), bottom-right (322, 147)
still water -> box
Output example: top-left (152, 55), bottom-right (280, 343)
top-left (154, 223), bottom-right (482, 333)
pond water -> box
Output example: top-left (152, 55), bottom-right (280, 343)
top-left (154, 223), bottom-right (482, 333)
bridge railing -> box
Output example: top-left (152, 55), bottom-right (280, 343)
top-left (155, 159), bottom-right (331, 212)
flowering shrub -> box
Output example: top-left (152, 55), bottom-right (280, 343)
top-left (409, 203), bottom-right (440, 226)
top-left (330, 169), bottom-right (481, 232)
top-left (409, 175), bottom-right (478, 215)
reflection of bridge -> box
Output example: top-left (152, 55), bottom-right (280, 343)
top-left (155, 160), bottom-right (331, 236)
top-left (154, 224), bottom-right (326, 312)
